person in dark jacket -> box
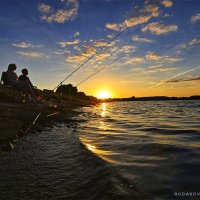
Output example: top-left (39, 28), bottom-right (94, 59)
top-left (19, 68), bottom-right (38, 101)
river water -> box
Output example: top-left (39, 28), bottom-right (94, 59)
top-left (0, 100), bottom-right (200, 200)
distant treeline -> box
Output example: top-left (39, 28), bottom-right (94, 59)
top-left (103, 96), bottom-right (200, 102)
top-left (42, 84), bottom-right (98, 105)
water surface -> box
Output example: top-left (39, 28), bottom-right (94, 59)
top-left (0, 100), bottom-right (200, 200)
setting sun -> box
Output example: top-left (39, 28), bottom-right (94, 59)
top-left (97, 90), bottom-right (111, 99)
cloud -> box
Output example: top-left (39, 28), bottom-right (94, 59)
top-left (184, 77), bottom-right (200, 81)
top-left (65, 46), bottom-right (109, 63)
top-left (162, 0), bottom-right (173, 8)
top-left (53, 50), bottom-right (70, 55)
top-left (146, 52), bottom-right (162, 60)
top-left (74, 46), bottom-right (81, 51)
top-left (146, 52), bottom-right (182, 62)
top-left (38, 3), bottom-right (52, 13)
top-left (164, 57), bottom-right (182, 62)
top-left (130, 67), bottom-right (145, 73)
top-left (177, 38), bottom-right (200, 50)
top-left (39, 0), bottom-right (79, 24)
top-left (119, 45), bottom-right (136, 53)
top-left (167, 76), bottom-right (200, 83)
top-left (145, 67), bottom-right (176, 74)
top-left (150, 66), bottom-right (200, 88)
top-left (12, 42), bottom-right (32, 48)
top-left (41, 8), bottom-right (78, 23)
top-left (12, 42), bottom-right (42, 48)
top-left (142, 22), bottom-right (178, 35)
top-left (191, 13), bottom-right (200, 23)
top-left (95, 53), bottom-right (110, 60)
top-left (158, 67), bottom-right (176, 72)
top-left (74, 31), bottom-right (80, 37)
top-left (144, 4), bottom-right (160, 17)
top-left (132, 35), bottom-right (153, 43)
top-left (124, 15), bottom-right (152, 28)
top-left (107, 34), bottom-right (114, 39)
top-left (108, 45), bottom-right (135, 55)
top-left (65, 54), bottom-right (85, 63)
top-left (147, 65), bottom-right (176, 73)
top-left (58, 39), bottom-right (80, 47)
top-left (94, 40), bottom-right (117, 47)
top-left (126, 57), bottom-right (145, 64)
top-left (81, 45), bottom-right (97, 56)
top-left (106, 2), bottom-right (162, 31)
top-left (130, 66), bottom-right (176, 74)
top-left (189, 38), bottom-right (200, 46)
top-left (163, 13), bottom-right (173, 18)
top-left (106, 23), bottom-right (125, 31)
top-left (148, 65), bottom-right (162, 69)
top-left (17, 51), bottom-right (44, 58)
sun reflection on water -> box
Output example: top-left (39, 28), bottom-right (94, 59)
top-left (101, 102), bottom-right (107, 117)
top-left (98, 102), bottom-right (108, 130)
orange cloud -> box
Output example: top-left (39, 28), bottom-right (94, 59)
top-left (142, 22), bottom-right (178, 35)
top-left (146, 52), bottom-right (182, 62)
top-left (124, 15), bottom-right (152, 28)
top-left (106, 23), bottom-right (125, 31)
top-left (162, 0), bottom-right (173, 8)
top-left (94, 40), bottom-right (117, 47)
top-left (146, 52), bottom-right (162, 60)
top-left (144, 4), bottom-right (160, 17)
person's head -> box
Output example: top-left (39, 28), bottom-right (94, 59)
top-left (22, 68), bottom-right (28, 75)
top-left (8, 63), bottom-right (17, 71)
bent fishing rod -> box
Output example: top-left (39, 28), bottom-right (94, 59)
top-left (53, 25), bottom-right (127, 91)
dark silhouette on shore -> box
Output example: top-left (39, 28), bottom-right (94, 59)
top-left (6, 64), bottom-right (37, 103)
top-left (101, 95), bottom-right (200, 102)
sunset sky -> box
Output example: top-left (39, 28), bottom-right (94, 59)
top-left (0, 0), bottom-right (199, 97)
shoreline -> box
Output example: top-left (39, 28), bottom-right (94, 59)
top-left (0, 101), bottom-right (81, 152)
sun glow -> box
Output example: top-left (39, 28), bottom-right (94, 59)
top-left (97, 90), bottom-right (111, 99)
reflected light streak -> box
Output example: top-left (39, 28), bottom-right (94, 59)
top-left (101, 102), bottom-right (107, 117)
top-left (83, 142), bottom-right (118, 164)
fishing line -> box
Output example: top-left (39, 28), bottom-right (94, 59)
top-left (53, 2), bottom-right (154, 91)
top-left (75, 52), bottom-right (129, 87)
top-left (53, 26), bottom-right (127, 91)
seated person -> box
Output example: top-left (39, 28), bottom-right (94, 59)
top-left (19, 68), bottom-right (39, 97)
top-left (6, 64), bottom-right (36, 104)
top-left (6, 63), bottom-right (24, 89)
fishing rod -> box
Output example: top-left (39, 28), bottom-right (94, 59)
top-left (53, 26), bottom-right (127, 91)
top-left (53, 3), bottom-right (148, 91)
top-left (75, 52), bottom-right (129, 87)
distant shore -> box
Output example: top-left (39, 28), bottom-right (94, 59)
top-left (101, 95), bottom-right (200, 102)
